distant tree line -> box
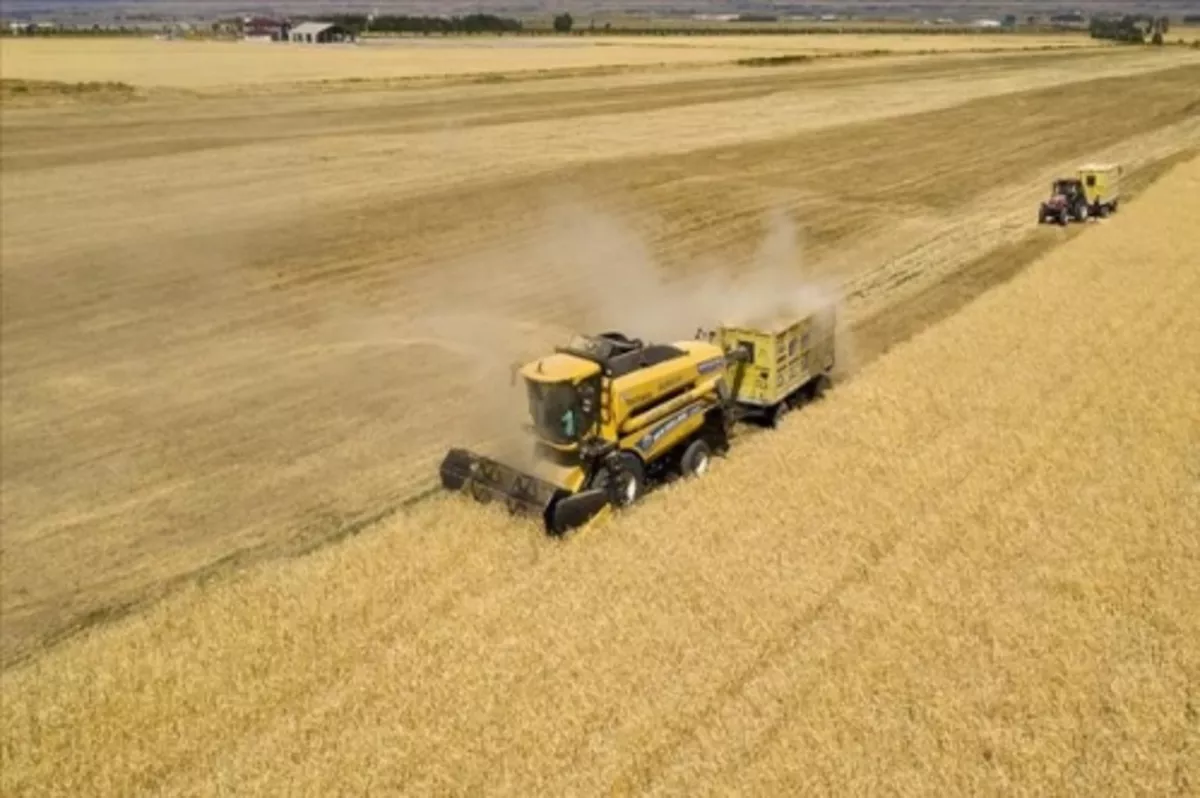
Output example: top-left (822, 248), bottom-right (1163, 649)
top-left (323, 13), bottom-right (522, 35)
top-left (1089, 14), bottom-right (1169, 44)
top-left (0, 23), bottom-right (149, 36)
top-left (546, 26), bottom-right (1032, 37)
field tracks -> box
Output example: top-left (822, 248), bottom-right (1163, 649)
top-left (3, 115), bottom-right (1198, 673)
top-left (1, 42), bottom-right (1198, 688)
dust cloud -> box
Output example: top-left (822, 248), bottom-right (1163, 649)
top-left (530, 198), bottom-right (846, 343)
top-left (311, 197), bottom-right (852, 456)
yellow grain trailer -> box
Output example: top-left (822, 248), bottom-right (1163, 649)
top-left (713, 302), bottom-right (837, 426)
top-left (1077, 163), bottom-right (1122, 216)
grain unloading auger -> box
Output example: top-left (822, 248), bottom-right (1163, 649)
top-left (438, 305), bottom-right (837, 536)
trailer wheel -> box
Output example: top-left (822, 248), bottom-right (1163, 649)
top-left (680, 439), bottom-right (712, 479)
top-left (810, 373), bottom-right (831, 400)
top-left (767, 401), bottom-right (788, 429)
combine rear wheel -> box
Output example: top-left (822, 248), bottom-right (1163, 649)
top-left (680, 439), bottom-right (712, 479)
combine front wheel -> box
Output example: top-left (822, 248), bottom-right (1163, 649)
top-left (590, 453), bottom-right (645, 508)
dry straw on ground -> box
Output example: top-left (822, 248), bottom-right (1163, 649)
top-left (2, 151), bottom-right (1197, 795)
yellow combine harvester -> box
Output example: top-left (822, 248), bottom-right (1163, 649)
top-left (438, 303), bottom-right (837, 535)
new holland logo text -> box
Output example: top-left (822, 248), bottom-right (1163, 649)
top-left (636, 403), bottom-right (706, 453)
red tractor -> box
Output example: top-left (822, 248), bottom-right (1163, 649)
top-left (1037, 164), bottom-right (1122, 226)
top-left (1038, 178), bottom-right (1091, 226)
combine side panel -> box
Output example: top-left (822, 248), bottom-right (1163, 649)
top-left (621, 397), bottom-right (714, 463)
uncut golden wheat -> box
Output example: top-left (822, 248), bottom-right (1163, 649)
top-left (2, 155), bottom-right (1197, 797)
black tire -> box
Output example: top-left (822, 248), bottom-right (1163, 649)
top-left (1098, 203), bottom-right (1110, 218)
top-left (767, 400), bottom-right (788, 429)
top-left (810, 373), bottom-right (831, 400)
top-left (1075, 203), bottom-right (1089, 222)
top-left (1058, 208), bottom-right (1069, 226)
top-left (679, 439), bottom-right (712, 479)
top-left (469, 480), bottom-right (492, 504)
top-left (589, 452), bottom-right (645, 508)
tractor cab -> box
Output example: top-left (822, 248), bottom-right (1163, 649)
top-left (1040, 177), bottom-right (1088, 225)
top-left (1048, 178), bottom-right (1084, 205)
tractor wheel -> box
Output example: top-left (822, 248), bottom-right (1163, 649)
top-left (1075, 203), bottom-right (1089, 222)
top-left (1058, 208), bottom-right (1069, 226)
top-left (679, 439), bottom-right (712, 479)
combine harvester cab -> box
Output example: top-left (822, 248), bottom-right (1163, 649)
top-left (438, 302), bottom-right (838, 536)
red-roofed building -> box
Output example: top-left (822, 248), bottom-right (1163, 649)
top-left (243, 16), bottom-right (288, 41)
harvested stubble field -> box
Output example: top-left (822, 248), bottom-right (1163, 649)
top-left (1, 36), bottom-right (1199, 791)
top-left (0, 32), bottom-right (1106, 88)
top-left (2, 136), bottom-right (1198, 798)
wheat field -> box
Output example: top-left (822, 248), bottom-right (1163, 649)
top-left (0, 33), bottom-right (1107, 88)
top-left (2, 146), bottom-right (1197, 798)
top-left (2, 40), bottom-right (1198, 668)
top-left (1, 35), bottom-right (1200, 793)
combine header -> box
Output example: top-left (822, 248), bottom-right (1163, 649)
top-left (437, 302), bottom-right (837, 536)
